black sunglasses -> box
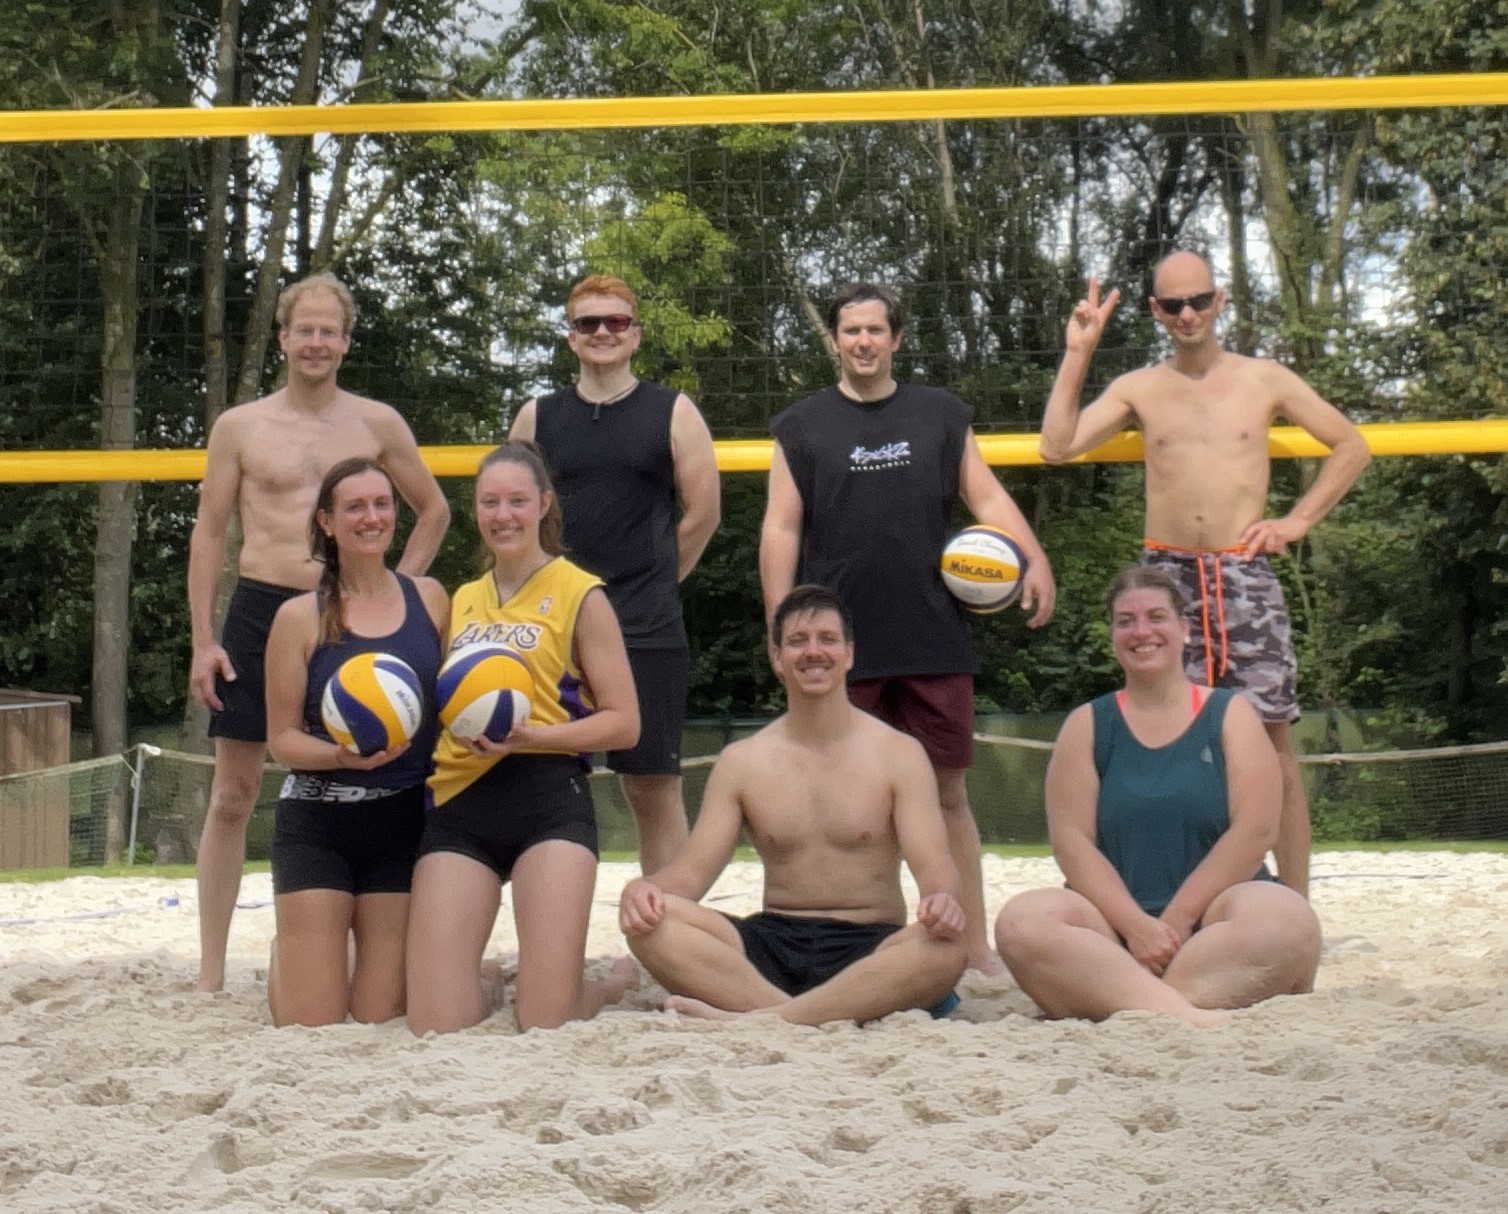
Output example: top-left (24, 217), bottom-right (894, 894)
top-left (570, 313), bottom-right (636, 335)
top-left (1152, 290), bottom-right (1217, 315)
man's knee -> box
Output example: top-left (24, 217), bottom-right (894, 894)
top-left (620, 774), bottom-right (683, 818)
top-left (625, 895), bottom-right (704, 962)
top-left (205, 743), bottom-right (265, 827)
top-left (934, 767), bottom-right (970, 815)
top-left (885, 923), bottom-right (965, 997)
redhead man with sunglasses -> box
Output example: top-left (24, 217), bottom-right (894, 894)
top-left (1039, 250), bottom-right (1371, 899)
top-left (510, 275), bottom-right (720, 874)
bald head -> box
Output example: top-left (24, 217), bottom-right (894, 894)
top-left (1152, 251), bottom-right (1215, 296)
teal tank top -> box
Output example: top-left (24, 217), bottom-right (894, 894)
top-left (1091, 687), bottom-right (1251, 915)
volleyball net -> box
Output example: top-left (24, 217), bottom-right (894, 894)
top-left (3, 730), bottom-right (1506, 874)
top-left (3, 71), bottom-right (1508, 862)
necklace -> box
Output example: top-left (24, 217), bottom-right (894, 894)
top-left (577, 377), bottom-right (638, 420)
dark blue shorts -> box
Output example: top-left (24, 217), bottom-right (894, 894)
top-left (606, 646), bottom-right (688, 776)
top-left (209, 578), bottom-right (304, 743)
top-left (726, 910), bottom-right (903, 996)
top-left (272, 782), bottom-right (424, 896)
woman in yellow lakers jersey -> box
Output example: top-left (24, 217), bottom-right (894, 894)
top-left (406, 442), bottom-right (641, 1034)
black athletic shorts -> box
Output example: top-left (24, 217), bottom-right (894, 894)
top-left (271, 781), bottom-right (425, 896)
top-left (418, 753), bottom-right (597, 882)
top-left (727, 910), bottom-right (903, 996)
top-left (606, 646), bottom-right (688, 777)
top-left (208, 578), bottom-right (304, 743)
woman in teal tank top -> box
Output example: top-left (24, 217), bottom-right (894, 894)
top-left (994, 567), bottom-right (1320, 1026)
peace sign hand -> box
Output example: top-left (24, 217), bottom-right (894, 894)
top-left (1065, 277), bottom-right (1120, 355)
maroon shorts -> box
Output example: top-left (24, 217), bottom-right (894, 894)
top-left (847, 673), bottom-right (974, 769)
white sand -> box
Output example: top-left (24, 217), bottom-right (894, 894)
top-left (2, 852), bottom-right (1506, 1213)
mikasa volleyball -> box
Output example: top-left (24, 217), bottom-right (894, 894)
top-left (940, 526), bottom-right (1027, 614)
top-left (320, 652), bottom-right (425, 756)
top-left (437, 642), bottom-right (535, 743)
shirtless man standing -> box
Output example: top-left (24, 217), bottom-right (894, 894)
top-left (1039, 251), bottom-right (1371, 897)
top-left (188, 272), bottom-right (450, 991)
top-left (619, 585), bottom-right (966, 1025)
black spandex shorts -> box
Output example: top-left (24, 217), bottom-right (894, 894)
top-left (271, 782), bottom-right (425, 896)
top-left (208, 578), bottom-right (304, 743)
top-left (727, 910), bottom-right (903, 996)
top-left (606, 646), bottom-right (688, 776)
top-left (418, 753), bottom-right (597, 882)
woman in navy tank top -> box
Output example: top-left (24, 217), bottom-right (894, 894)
top-left (994, 566), bottom-right (1319, 1026)
top-left (262, 458), bottom-right (448, 1027)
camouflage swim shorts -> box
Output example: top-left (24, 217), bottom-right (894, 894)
top-left (1140, 546), bottom-right (1299, 724)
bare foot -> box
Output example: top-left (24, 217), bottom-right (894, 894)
top-left (968, 951), bottom-right (1009, 978)
top-left (195, 969), bottom-right (225, 994)
top-left (479, 958), bottom-right (507, 1012)
top-left (599, 957), bottom-right (641, 1003)
top-left (1180, 1006), bottom-right (1234, 1030)
top-left (664, 995), bottom-right (750, 1022)
top-left (577, 956), bottom-right (643, 1019)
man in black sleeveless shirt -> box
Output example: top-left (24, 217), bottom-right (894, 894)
top-left (510, 275), bottom-right (721, 872)
top-left (759, 283), bottom-right (1056, 974)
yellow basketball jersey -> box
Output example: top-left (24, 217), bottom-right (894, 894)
top-left (428, 558), bottom-right (602, 807)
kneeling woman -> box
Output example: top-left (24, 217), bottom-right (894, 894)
top-left (406, 441), bottom-right (640, 1035)
top-left (994, 567), bottom-right (1320, 1027)
top-left (264, 458), bottom-right (448, 1027)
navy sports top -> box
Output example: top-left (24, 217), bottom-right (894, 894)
top-left (301, 573), bottom-right (441, 789)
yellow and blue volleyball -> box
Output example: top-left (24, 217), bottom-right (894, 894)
top-left (940, 526), bottom-right (1027, 614)
top-left (319, 652), bottom-right (425, 756)
top-left (437, 642), bottom-right (535, 743)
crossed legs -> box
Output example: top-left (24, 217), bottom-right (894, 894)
top-left (628, 896), bottom-right (964, 1025)
top-left (994, 882), bottom-right (1319, 1027)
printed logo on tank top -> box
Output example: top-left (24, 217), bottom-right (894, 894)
top-left (451, 620), bottom-right (543, 651)
top-left (539, 596), bottom-right (553, 613)
top-left (849, 440), bottom-right (911, 471)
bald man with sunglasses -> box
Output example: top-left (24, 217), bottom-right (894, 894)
top-left (1039, 250), bottom-right (1371, 899)
top-left (510, 275), bottom-right (720, 874)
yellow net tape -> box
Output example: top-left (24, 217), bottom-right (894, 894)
top-left (3, 421), bottom-right (1505, 483)
top-left (1, 74), bottom-right (1505, 144)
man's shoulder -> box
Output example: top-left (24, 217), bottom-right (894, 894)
top-left (896, 381), bottom-right (968, 407)
top-left (333, 388), bottom-right (404, 421)
top-left (717, 724), bottom-right (779, 764)
top-left (850, 707), bottom-right (929, 764)
top-left (209, 391), bottom-right (280, 432)
top-left (774, 386), bottom-right (839, 422)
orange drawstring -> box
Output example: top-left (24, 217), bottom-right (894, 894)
top-left (1144, 541), bottom-right (1243, 686)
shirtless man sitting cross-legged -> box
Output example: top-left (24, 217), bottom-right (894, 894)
top-left (618, 584), bottom-right (967, 1025)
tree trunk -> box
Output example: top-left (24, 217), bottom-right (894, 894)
top-left (231, 0), bottom-right (334, 406)
top-left (93, 169), bottom-right (146, 863)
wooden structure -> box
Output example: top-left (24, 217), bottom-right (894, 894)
top-left (0, 689), bottom-right (78, 869)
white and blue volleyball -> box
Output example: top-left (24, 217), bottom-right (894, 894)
top-left (437, 642), bottom-right (535, 743)
top-left (940, 526), bottom-right (1027, 614)
top-left (320, 652), bottom-right (425, 756)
